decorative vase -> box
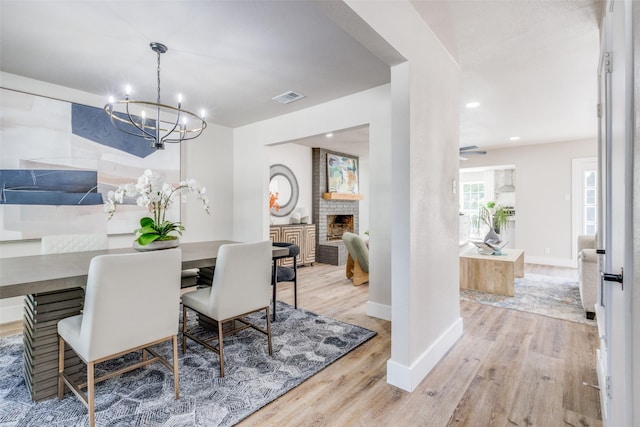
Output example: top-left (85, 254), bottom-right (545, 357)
top-left (484, 228), bottom-right (501, 244)
top-left (133, 238), bottom-right (180, 252)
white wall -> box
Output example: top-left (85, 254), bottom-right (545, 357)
top-left (0, 72), bottom-right (234, 323)
top-left (461, 138), bottom-right (597, 266)
top-left (357, 152), bottom-right (370, 235)
top-left (348, 1), bottom-right (462, 392)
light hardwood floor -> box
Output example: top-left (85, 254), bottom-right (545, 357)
top-left (0, 262), bottom-right (600, 426)
top-left (240, 262), bottom-right (600, 427)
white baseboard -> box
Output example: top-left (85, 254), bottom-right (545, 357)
top-left (366, 301), bottom-right (391, 321)
top-left (386, 317), bottom-right (463, 392)
top-left (0, 300), bottom-right (23, 324)
top-left (525, 255), bottom-right (575, 268)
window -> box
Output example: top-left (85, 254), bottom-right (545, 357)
top-left (461, 182), bottom-right (485, 214)
top-left (583, 170), bottom-right (597, 235)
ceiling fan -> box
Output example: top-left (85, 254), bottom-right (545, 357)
top-left (459, 145), bottom-right (487, 160)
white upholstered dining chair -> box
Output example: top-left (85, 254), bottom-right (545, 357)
top-left (181, 241), bottom-right (273, 377)
top-left (41, 233), bottom-right (108, 254)
top-left (57, 249), bottom-right (182, 427)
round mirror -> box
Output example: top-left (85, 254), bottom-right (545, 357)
top-left (269, 164), bottom-right (298, 217)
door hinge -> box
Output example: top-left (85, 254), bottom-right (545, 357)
top-left (604, 51), bottom-right (613, 73)
top-left (606, 376), bottom-right (612, 399)
top-left (597, 103), bottom-right (602, 118)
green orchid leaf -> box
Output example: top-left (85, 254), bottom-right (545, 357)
top-left (137, 233), bottom-right (160, 246)
top-left (139, 217), bottom-right (155, 227)
top-left (137, 226), bottom-right (158, 235)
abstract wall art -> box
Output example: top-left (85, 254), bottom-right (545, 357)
top-left (326, 153), bottom-right (359, 194)
top-left (0, 88), bottom-right (180, 240)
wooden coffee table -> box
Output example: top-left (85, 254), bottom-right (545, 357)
top-left (459, 247), bottom-right (525, 296)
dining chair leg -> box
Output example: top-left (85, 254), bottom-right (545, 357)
top-left (182, 305), bottom-right (188, 354)
top-left (57, 336), bottom-right (65, 399)
top-left (293, 276), bottom-right (297, 309)
top-left (272, 264), bottom-right (277, 322)
top-left (217, 320), bottom-right (225, 377)
top-left (88, 361), bottom-right (95, 427)
top-left (172, 335), bottom-right (179, 399)
top-left (265, 307), bottom-right (273, 355)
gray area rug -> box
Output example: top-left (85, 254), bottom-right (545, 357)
top-left (0, 302), bottom-right (376, 426)
top-left (460, 273), bottom-right (596, 326)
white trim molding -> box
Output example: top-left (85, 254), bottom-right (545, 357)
top-left (367, 301), bottom-right (391, 321)
top-left (386, 317), bottom-right (463, 392)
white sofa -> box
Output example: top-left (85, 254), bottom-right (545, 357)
top-left (577, 234), bottom-right (598, 319)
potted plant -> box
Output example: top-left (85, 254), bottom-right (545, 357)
top-left (473, 201), bottom-right (510, 242)
top-left (104, 169), bottom-right (210, 249)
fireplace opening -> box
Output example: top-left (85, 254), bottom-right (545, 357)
top-left (326, 214), bottom-right (354, 241)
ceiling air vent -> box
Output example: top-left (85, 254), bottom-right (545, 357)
top-left (272, 91), bottom-right (305, 104)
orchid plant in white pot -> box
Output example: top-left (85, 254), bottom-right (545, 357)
top-left (104, 169), bottom-right (210, 247)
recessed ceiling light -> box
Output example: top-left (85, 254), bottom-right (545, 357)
top-left (465, 101), bottom-right (480, 109)
top-left (509, 136), bottom-right (520, 141)
top-left (325, 132), bottom-right (334, 138)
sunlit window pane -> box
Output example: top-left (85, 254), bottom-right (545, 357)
top-left (585, 171), bottom-right (596, 187)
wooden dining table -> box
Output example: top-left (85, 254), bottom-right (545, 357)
top-left (0, 240), bottom-right (288, 401)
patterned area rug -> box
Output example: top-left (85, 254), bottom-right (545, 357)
top-left (461, 273), bottom-right (596, 326)
top-left (0, 302), bottom-right (376, 426)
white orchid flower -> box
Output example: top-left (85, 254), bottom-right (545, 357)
top-left (103, 170), bottom-right (210, 224)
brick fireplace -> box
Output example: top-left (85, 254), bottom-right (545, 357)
top-left (312, 148), bottom-right (359, 265)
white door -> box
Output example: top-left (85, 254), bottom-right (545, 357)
top-left (597, 1), bottom-right (632, 425)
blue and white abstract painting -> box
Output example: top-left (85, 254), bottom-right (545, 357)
top-left (0, 88), bottom-right (180, 240)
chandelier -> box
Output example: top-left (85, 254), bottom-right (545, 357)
top-left (104, 42), bottom-right (207, 150)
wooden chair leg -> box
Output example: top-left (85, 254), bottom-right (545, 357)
top-left (217, 320), bottom-right (225, 377)
top-left (346, 254), bottom-right (354, 279)
top-left (58, 336), bottom-right (65, 399)
top-left (352, 259), bottom-right (369, 286)
top-left (88, 361), bottom-right (95, 427)
top-left (172, 335), bottom-right (179, 399)
top-left (182, 305), bottom-right (188, 354)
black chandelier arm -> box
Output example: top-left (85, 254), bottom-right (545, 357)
top-left (161, 108), bottom-right (183, 140)
top-left (125, 101), bottom-right (157, 140)
top-left (104, 104), bottom-right (151, 139)
top-left (104, 101), bottom-right (207, 144)
top-left (162, 122), bottom-right (207, 143)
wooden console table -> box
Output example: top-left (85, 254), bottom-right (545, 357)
top-left (459, 247), bottom-right (525, 296)
top-left (269, 224), bottom-right (316, 266)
